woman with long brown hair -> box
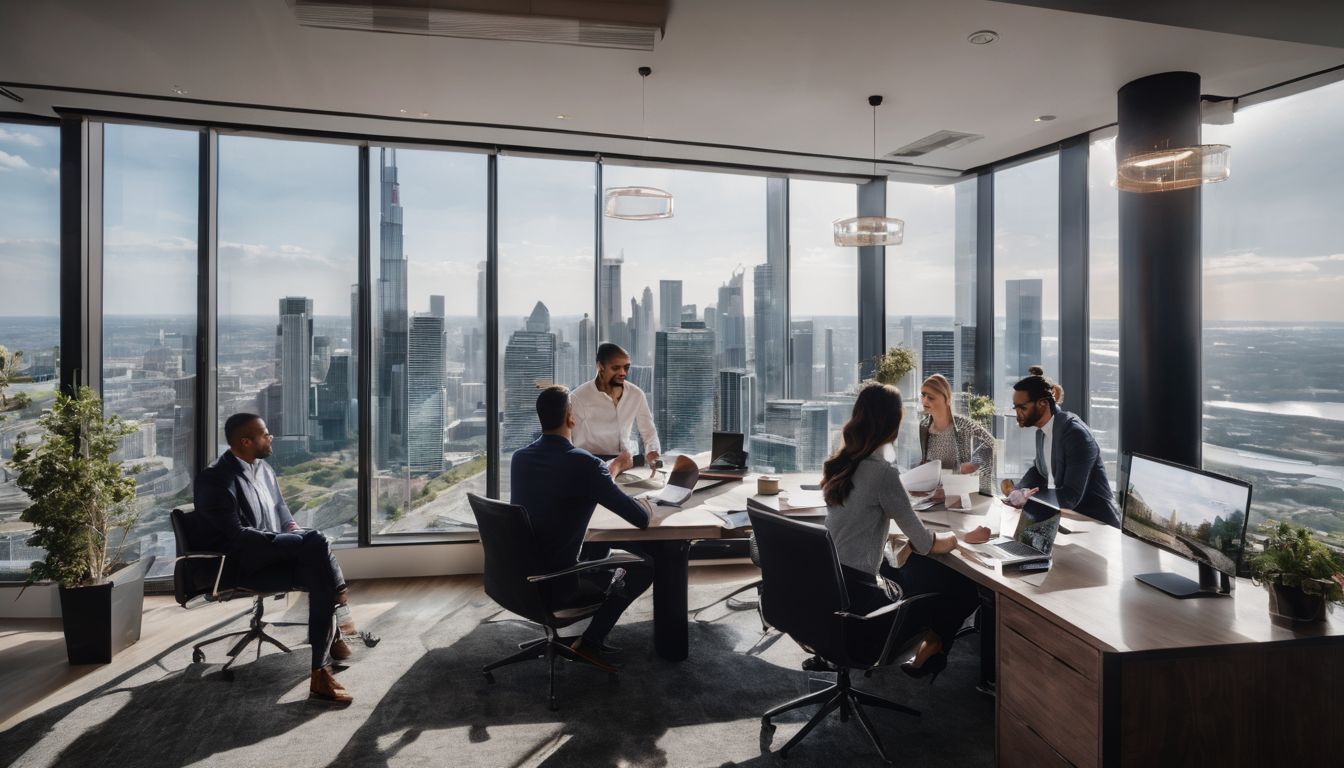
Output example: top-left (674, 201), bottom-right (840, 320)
top-left (823, 382), bottom-right (990, 682)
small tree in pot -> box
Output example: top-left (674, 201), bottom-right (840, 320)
top-left (10, 386), bottom-right (150, 663)
top-left (1249, 522), bottom-right (1344, 623)
top-left (871, 345), bottom-right (916, 388)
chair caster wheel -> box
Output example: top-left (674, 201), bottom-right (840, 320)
top-left (482, 671), bottom-right (495, 684)
top-left (192, 649), bottom-right (205, 664)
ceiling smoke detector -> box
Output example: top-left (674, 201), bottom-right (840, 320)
top-left (967, 30), bottom-right (999, 45)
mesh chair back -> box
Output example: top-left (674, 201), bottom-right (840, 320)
top-left (468, 494), bottom-right (552, 624)
top-left (749, 509), bottom-right (849, 659)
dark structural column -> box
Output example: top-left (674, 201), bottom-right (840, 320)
top-left (856, 179), bottom-right (886, 380)
top-left (1118, 71), bottom-right (1202, 468)
top-left (1058, 134), bottom-right (1090, 423)
top-left (974, 172), bottom-right (994, 400)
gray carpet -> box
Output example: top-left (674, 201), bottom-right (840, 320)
top-left (0, 581), bottom-right (994, 767)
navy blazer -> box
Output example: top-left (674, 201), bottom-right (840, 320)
top-left (510, 434), bottom-right (650, 574)
top-left (1017, 409), bottom-right (1119, 527)
top-left (193, 450), bottom-right (297, 559)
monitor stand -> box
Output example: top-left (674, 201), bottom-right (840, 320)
top-left (1135, 562), bottom-right (1233, 599)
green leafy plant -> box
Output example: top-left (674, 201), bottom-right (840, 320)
top-left (871, 345), bottom-right (916, 387)
top-left (0, 344), bottom-right (23, 414)
top-left (965, 389), bottom-right (996, 430)
top-left (1249, 522), bottom-right (1344, 606)
top-left (9, 386), bottom-right (141, 588)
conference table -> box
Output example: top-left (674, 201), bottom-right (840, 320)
top-left (592, 466), bottom-right (1344, 764)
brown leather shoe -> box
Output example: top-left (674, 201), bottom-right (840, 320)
top-left (309, 667), bottom-right (353, 705)
top-left (330, 636), bottom-right (353, 661)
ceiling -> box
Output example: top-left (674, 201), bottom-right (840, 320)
top-left (2, 0), bottom-right (1341, 176)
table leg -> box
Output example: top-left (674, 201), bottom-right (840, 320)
top-left (648, 539), bottom-right (691, 661)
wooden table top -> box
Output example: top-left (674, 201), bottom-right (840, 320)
top-left (908, 494), bottom-right (1344, 653)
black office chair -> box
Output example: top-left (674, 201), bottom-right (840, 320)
top-left (692, 532), bottom-right (768, 633)
top-left (749, 508), bottom-right (935, 765)
top-left (171, 505), bottom-right (307, 680)
top-left (468, 494), bottom-right (645, 711)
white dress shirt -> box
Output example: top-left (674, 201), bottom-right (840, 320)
top-left (232, 452), bottom-right (279, 532)
top-left (1038, 414), bottom-right (1056, 489)
top-left (570, 378), bottom-right (661, 457)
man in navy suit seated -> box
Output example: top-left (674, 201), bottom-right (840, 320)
top-left (1007, 373), bottom-right (1119, 527)
top-left (194, 413), bottom-right (362, 704)
top-left (510, 385), bottom-right (666, 660)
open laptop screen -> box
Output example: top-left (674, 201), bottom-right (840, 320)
top-left (1015, 497), bottom-right (1062, 556)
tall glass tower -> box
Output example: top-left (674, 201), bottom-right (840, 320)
top-left (377, 148), bottom-right (408, 467)
top-left (654, 322), bottom-right (716, 454)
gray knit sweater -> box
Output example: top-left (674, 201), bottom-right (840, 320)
top-left (826, 454), bottom-right (935, 578)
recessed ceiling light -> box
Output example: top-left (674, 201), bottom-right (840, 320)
top-left (1035, 114), bottom-right (1057, 122)
top-left (967, 30), bottom-right (999, 45)
top-left (555, 114), bottom-right (568, 120)
top-left (399, 108), bottom-right (408, 114)
top-left (171, 85), bottom-right (189, 96)
top-left (419, 111), bottom-right (430, 118)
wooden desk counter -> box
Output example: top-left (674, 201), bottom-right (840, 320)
top-left (907, 494), bottom-right (1344, 766)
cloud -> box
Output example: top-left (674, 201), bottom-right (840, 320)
top-left (218, 240), bottom-right (338, 269)
top-left (0, 128), bottom-right (43, 148)
top-left (104, 227), bottom-right (196, 257)
top-left (1205, 250), bottom-right (1344, 278)
top-left (0, 150), bottom-right (32, 172)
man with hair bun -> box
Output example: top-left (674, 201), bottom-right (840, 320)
top-left (1007, 372), bottom-right (1118, 526)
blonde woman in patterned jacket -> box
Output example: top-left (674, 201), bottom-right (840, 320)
top-left (917, 374), bottom-right (995, 498)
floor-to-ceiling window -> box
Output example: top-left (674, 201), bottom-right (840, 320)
top-left (1088, 128), bottom-right (1120, 480)
top-left (367, 147), bottom-right (488, 538)
top-left (886, 178), bottom-right (978, 467)
top-left (784, 179), bottom-right (857, 471)
top-left (601, 165), bottom-right (768, 461)
top-left (101, 124), bottom-right (199, 577)
top-left (0, 122), bottom-right (59, 579)
top-left (217, 136), bottom-right (359, 542)
top-left (1202, 80), bottom-right (1344, 557)
top-left (994, 154), bottom-right (1060, 478)
top-left (498, 156), bottom-right (595, 498)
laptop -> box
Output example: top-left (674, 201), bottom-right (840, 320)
top-left (966, 497), bottom-right (1062, 565)
top-left (703, 431), bottom-right (749, 477)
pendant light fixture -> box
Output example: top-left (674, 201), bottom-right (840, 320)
top-left (834, 95), bottom-right (904, 247)
top-left (1116, 143), bottom-right (1230, 193)
top-left (604, 66), bottom-right (674, 221)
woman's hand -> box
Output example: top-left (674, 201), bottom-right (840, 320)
top-left (960, 525), bottom-right (992, 545)
top-left (958, 462), bottom-right (977, 474)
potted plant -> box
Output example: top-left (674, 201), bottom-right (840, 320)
top-left (1248, 522), bottom-right (1344, 623)
top-left (871, 345), bottom-right (916, 388)
top-left (964, 389), bottom-right (996, 433)
top-left (10, 385), bottom-right (152, 664)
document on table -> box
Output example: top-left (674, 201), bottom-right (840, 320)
top-left (646, 454), bottom-right (701, 506)
top-left (901, 460), bottom-right (942, 494)
top-left (781, 489), bottom-right (827, 510)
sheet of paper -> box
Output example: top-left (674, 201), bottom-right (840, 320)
top-left (901, 460), bottom-right (942, 493)
top-left (781, 488), bottom-right (827, 510)
top-left (646, 454), bottom-right (700, 506)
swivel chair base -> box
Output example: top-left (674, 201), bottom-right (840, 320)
top-left (481, 625), bottom-right (616, 711)
top-left (191, 594), bottom-right (308, 680)
top-left (761, 668), bottom-right (919, 765)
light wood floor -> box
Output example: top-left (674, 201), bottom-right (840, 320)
top-left (0, 563), bottom-right (759, 733)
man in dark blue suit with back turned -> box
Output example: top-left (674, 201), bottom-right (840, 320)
top-left (1007, 373), bottom-right (1119, 527)
top-left (511, 385), bottom-right (667, 661)
top-left (194, 413), bottom-right (360, 704)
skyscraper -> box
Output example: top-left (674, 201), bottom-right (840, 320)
top-left (600, 253), bottom-right (624, 339)
top-left (789, 320), bottom-right (814, 400)
top-left (718, 368), bottom-right (756, 441)
top-left (502, 301), bottom-right (556, 451)
top-left (577, 313), bottom-right (592, 371)
top-left (957, 324), bottom-right (976, 394)
top-left (753, 262), bottom-right (785, 402)
top-left (654, 322), bottom-right (716, 454)
top-left (349, 283), bottom-right (360, 408)
top-left (717, 269), bottom-right (746, 369)
top-left (921, 329), bottom-right (956, 386)
top-left (377, 147), bottom-right (408, 467)
top-left (637, 286), bottom-right (655, 365)
top-left (659, 279), bottom-right (683, 331)
top-left (407, 313), bottom-right (446, 473)
top-left (1005, 278), bottom-right (1043, 383)
top-left (276, 296), bottom-right (313, 439)
top-left (824, 328), bottom-right (836, 394)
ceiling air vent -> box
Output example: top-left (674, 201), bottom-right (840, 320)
top-left (886, 130), bottom-right (983, 158)
top-left (290, 0), bottom-right (668, 51)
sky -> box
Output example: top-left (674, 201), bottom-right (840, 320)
top-left (2, 76), bottom-right (1344, 324)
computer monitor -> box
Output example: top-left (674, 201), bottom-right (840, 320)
top-left (709, 431), bottom-right (747, 468)
top-left (1120, 453), bottom-right (1252, 599)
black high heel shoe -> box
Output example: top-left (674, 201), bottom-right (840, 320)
top-left (900, 651), bottom-right (948, 684)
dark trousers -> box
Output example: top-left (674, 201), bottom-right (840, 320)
top-left (238, 529), bottom-right (345, 669)
top-left (880, 553), bottom-right (981, 653)
top-left (574, 542), bottom-right (654, 645)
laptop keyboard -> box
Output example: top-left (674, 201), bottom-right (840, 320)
top-left (995, 540), bottom-right (1043, 558)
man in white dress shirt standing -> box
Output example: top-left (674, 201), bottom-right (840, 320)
top-left (570, 342), bottom-right (661, 477)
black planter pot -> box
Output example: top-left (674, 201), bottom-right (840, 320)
top-left (57, 556), bottom-right (154, 665)
top-left (1268, 583), bottom-right (1327, 623)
